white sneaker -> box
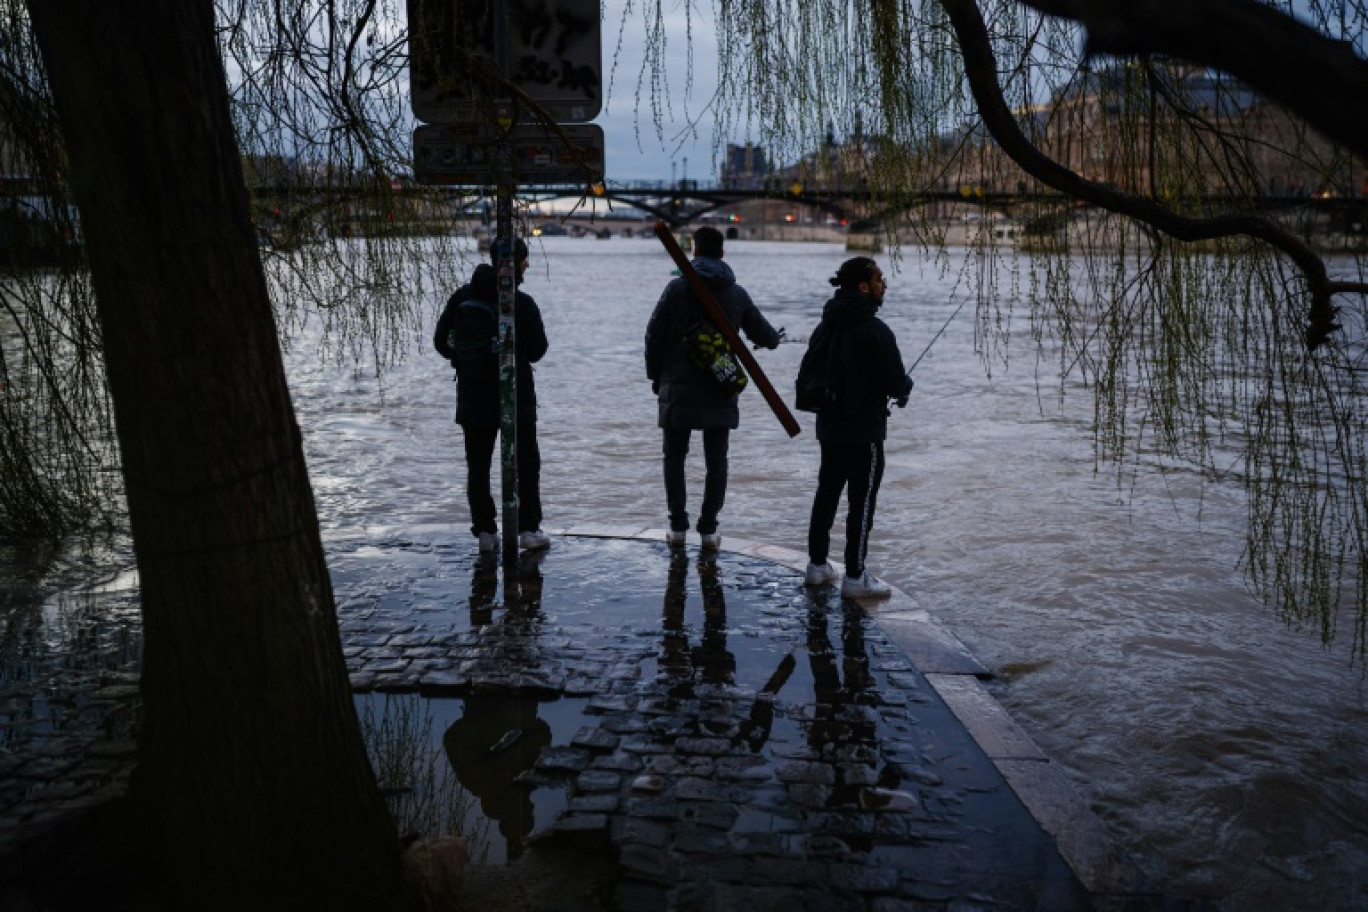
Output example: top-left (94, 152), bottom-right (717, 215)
top-left (478, 532), bottom-right (498, 553)
top-left (518, 530), bottom-right (551, 551)
top-left (700, 532), bottom-right (721, 551)
top-left (665, 529), bottom-right (687, 546)
top-left (841, 571), bottom-right (892, 599)
top-left (804, 562), bottom-right (841, 586)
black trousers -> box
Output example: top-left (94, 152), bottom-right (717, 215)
top-left (807, 439), bottom-right (885, 577)
top-left (461, 418), bottom-right (542, 536)
top-left (662, 427), bottom-right (729, 535)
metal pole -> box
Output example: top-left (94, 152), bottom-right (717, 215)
top-left (494, 196), bottom-right (519, 573)
top-left (493, 5), bottom-right (519, 575)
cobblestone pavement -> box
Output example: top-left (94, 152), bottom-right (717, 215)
top-left (2, 526), bottom-right (1165, 910)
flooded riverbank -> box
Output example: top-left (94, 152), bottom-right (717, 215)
top-left (3, 236), bottom-right (1365, 909)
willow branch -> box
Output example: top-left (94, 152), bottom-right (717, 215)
top-left (938, 0), bottom-right (1349, 350)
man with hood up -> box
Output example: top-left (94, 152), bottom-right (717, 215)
top-left (434, 239), bottom-right (551, 553)
top-left (645, 226), bottom-right (782, 550)
top-left (802, 256), bottom-right (912, 598)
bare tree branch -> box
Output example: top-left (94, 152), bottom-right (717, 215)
top-left (1018, 0), bottom-right (1368, 159)
top-left (939, 0), bottom-right (1347, 349)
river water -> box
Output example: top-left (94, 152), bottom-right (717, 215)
top-left (282, 236), bottom-right (1366, 910)
top-left (4, 235), bottom-right (1364, 908)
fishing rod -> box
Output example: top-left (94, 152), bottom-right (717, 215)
top-left (885, 297), bottom-right (969, 408)
top-left (906, 297), bottom-right (969, 377)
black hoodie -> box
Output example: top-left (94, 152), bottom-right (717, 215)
top-left (811, 287), bottom-right (911, 443)
top-left (433, 263), bottom-right (548, 428)
top-left (644, 255), bottom-right (781, 430)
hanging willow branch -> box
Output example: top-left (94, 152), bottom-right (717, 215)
top-left (938, 0), bottom-right (1368, 349)
top-left (622, 0), bottom-right (1368, 657)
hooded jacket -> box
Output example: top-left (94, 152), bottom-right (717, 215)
top-left (644, 256), bottom-right (781, 430)
top-left (433, 263), bottom-right (548, 428)
top-left (811, 286), bottom-right (911, 443)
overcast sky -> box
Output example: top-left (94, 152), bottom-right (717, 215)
top-left (596, 0), bottom-right (723, 183)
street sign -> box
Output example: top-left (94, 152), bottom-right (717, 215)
top-left (408, 0), bottom-right (602, 124)
top-left (413, 122), bottom-right (605, 186)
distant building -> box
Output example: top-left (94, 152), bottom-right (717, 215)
top-left (760, 63), bottom-right (1362, 212)
top-left (941, 63), bottom-right (1363, 200)
top-left (721, 143), bottom-right (770, 189)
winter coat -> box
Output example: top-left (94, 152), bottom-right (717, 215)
top-left (644, 256), bottom-right (781, 430)
top-left (433, 263), bottom-right (548, 428)
top-left (811, 287), bottom-right (911, 443)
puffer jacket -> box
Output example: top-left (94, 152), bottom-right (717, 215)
top-left (812, 287), bottom-right (911, 443)
top-left (433, 263), bottom-right (548, 428)
top-left (644, 256), bottom-right (781, 430)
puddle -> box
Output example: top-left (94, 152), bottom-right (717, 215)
top-left (344, 536), bottom-right (936, 867)
top-left (357, 691), bottom-right (588, 864)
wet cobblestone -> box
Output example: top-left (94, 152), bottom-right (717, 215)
top-left (0, 530), bottom-right (1152, 909)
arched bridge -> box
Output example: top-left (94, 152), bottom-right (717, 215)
top-left (518, 180), bottom-right (959, 228)
top-left (249, 177), bottom-right (1368, 241)
top-left (511, 181), bottom-right (1362, 232)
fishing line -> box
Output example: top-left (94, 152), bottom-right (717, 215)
top-left (906, 296), bottom-right (969, 377)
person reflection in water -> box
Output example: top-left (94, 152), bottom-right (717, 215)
top-left (467, 552), bottom-right (498, 627)
top-left (443, 551), bottom-right (551, 860)
top-left (804, 588), bottom-right (891, 806)
top-left (660, 550), bottom-right (737, 694)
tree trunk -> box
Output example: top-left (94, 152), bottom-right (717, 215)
top-left (27, 3), bottom-right (410, 908)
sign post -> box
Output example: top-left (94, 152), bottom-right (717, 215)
top-left (409, 0), bottom-right (603, 576)
top-left (493, 162), bottom-right (519, 569)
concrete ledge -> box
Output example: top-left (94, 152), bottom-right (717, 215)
top-left (995, 759), bottom-right (1149, 896)
top-left (734, 542), bottom-right (809, 571)
top-left (923, 669), bottom-right (1147, 900)
top-left (678, 531), bottom-right (1139, 904)
top-left (925, 674), bottom-right (1045, 760)
top-left (867, 595), bottom-right (989, 676)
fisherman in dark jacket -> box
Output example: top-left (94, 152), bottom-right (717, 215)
top-left (802, 256), bottom-right (912, 598)
top-left (645, 226), bottom-right (781, 550)
top-left (433, 239), bottom-right (551, 553)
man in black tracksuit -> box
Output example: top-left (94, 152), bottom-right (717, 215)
top-left (433, 239), bottom-right (550, 553)
top-left (803, 256), bottom-right (912, 598)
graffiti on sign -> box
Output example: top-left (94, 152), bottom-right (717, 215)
top-left (408, 0), bottom-right (601, 124)
top-left (413, 123), bottom-right (605, 187)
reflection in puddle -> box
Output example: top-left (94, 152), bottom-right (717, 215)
top-left (357, 548), bottom-right (582, 865)
top-left (357, 691), bottom-right (587, 865)
top-left (353, 541), bottom-right (918, 869)
top-left (442, 693), bottom-right (549, 861)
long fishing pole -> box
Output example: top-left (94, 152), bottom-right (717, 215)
top-left (906, 297), bottom-right (969, 377)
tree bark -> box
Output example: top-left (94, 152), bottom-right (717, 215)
top-left (27, 3), bottom-right (410, 908)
